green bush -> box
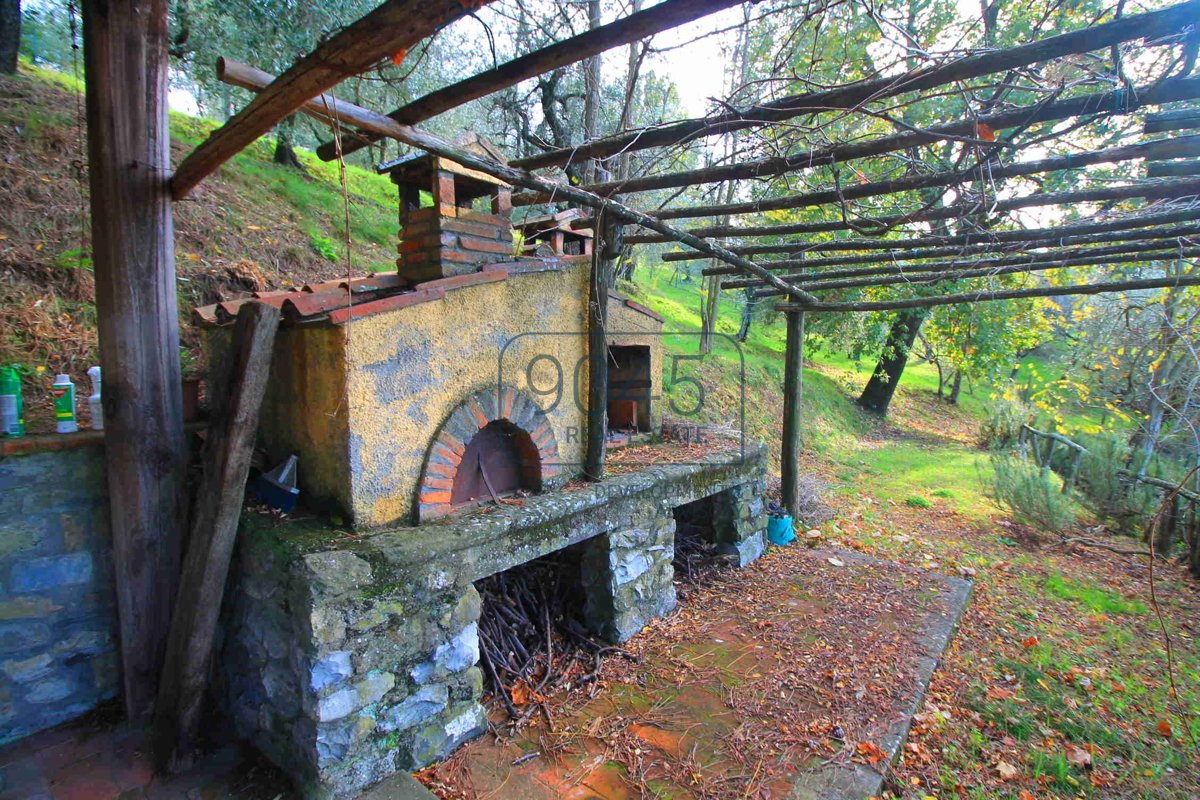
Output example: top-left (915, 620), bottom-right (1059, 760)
top-left (984, 453), bottom-right (1077, 533)
top-left (1075, 434), bottom-right (1157, 534)
top-left (980, 396), bottom-right (1030, 450)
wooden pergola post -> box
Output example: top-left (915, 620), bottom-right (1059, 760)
top-left (83, 0), bottom-right (187, 719)
top-left (781, 310), bottom-right (805, 520)
top-left (585, 211), bottom-right (622, 481)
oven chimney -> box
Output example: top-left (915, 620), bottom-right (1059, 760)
top-left (381, 135), bottom-right (515, 283)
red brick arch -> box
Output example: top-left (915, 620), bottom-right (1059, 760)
top-left (418, 386), bottom-right (560, 522)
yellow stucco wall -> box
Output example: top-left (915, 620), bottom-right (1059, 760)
top-left (345, 265), bottom-right (596, 527)
top-left (257, 325), bottom-right (353, 516)
top-left (239, 262), bottom-right (666, 529)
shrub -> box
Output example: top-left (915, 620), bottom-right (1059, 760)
top-left (984, 453), bottom-right (1076, 533)
top-left (1075, 434), bottom-right (1157, 534)
top-left (309, 234), bottom-right (340, 262)
top-left (980, 396), bottom-right (1030, 451)
top-left (793, 473), bottom-right (835, 526)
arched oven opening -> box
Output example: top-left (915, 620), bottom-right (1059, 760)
top-left (451, 419), bottom-right (542, 506)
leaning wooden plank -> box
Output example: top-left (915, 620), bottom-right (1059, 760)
top-left (216, 59), bottom-right (820, 303)
top-left (512, 0), bottom-right (1200, 172)
top-left (153, 301), bottom-right (280, 771)
top-left (317, 0), bottom-right (744, 161)
top-left (171, 0), bottom-right (492, 199)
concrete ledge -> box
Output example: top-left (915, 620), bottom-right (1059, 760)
top-left (788, 549), bottom-right (973, 800)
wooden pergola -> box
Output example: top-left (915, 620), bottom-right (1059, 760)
top-left (81, 0), bottom-right (1200, 766)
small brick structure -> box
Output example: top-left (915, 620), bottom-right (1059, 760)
top-left (382, 150), bottom-right (516, 283)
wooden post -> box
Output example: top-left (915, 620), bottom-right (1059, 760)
top-left (585, 212), bottom-right (622, 481)
top-left (82, 0), bottom-right (187, 720)
top-left (154, 301), bottom-right (279, 771)
top-left (781, 310), bottom-right (805, 520)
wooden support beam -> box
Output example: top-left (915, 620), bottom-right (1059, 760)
top-left (1147, 159), bottom-right (1200, 178)
top-left (82, 0), bottom-right (187, 720)
top-left (781, 310), bottom-right (805, 521)
top-left (652, 103), bottom-right (1200, 221)
top-left (749, 243), bottom-right (1200, 295)
top-left (153, 301), bottom-right (279, 771)
top-left (700, 215), bottom-right (1200, 275)
top-left (518, 87), bottom-right (1200, 205)
top-left (216, 59), bottom-right (820, 304)
top-left (753, 246), bottom-right (1200, 295)
top-left (171, 0), bottom-right (490, 199)
top-left (316, 0), bottom-right (743, 161)
top-left (512, 1), bottom-right (1200, 172)
top-left (626, 181), bottom-right (1200, 244)
top-left (585, 214), bottom-right (622, 481)
top-left (1145, 107), bottom-right (1200, 134)
top-left (776, 274), bottom-right (1200, 313)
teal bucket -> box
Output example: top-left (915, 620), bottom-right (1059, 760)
top-left (767, 515), bottom-right (795, 546)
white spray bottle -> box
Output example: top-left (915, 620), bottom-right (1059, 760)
top-left (87, 366), bottom-right (103, 431)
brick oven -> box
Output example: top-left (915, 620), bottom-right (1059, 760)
top-left (197, 147), bottom-right (768, 799)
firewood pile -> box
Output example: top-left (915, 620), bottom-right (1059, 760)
top-left (475, 552), bottom-right (635, 727)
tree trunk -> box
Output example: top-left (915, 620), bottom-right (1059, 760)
top-left (859, 310), bottom-right (925, 415)
top-left (736, 288), bottom-right (754, 342)
top-left (273, 115), bottom-right (306, 170)
top-left (83, 0), bottom-right (188, 720)
top-left (581, 0), bottom-right (602, 184)
top-left (781, 310), bottom-right (805, 520)
top-left (0, 0), bottom-right (19, 74)
top-left (948, 371), bottom-right (963, 404)
top-left (699, 272), bottom-right (718, 354)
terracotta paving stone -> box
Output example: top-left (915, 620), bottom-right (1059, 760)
top-left (417, 546), bottom-right (971, 799)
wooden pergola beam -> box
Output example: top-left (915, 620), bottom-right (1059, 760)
top-left (512, 0), bottom-right (1200, 173)
top-left (747, 241), bottom-right (1200, 294)
top-left (753, 246), bottom-right (1200, 295)
top-left (518, 81), bottom-right (1200, 206)
top-left (717, 231), bottom-right (1200, 284)
top-left (626, 179), bottom-right (1200, 244)
top-left (776, 274), bottom-right (1200, 313)
top-left (701, 212), bottom-right (1200, 266)
top-left (217, 60), bottom-right (819, 303)
top-left (171, 0), bottom-right (490, 199)
top-left (315, 0), bottom-right (744, 162)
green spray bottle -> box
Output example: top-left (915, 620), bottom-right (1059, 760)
top-left (0, 366), bottom-right (23, 437)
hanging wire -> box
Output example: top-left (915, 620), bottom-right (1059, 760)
top-left (67, 1), bottom-right (89, 307)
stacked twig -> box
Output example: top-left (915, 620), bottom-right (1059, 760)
top-left (475, 552), bottom-right (635, 727)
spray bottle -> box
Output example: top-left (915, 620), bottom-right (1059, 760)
top-left (51, 374), bottom-right (78, 434)
top-left (87, 366), bottom-right (103, 431)
top-left (0, 366), bottom-right (23, 437)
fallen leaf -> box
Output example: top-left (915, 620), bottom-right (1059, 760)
top-left (1018, 791), bottom-right (1038, 800)
top-left (855, 741), bottom-right (887, 765)
top-left (828, 557), bottom-right (846, 567)
top-left (1021, 636), bottom-right (1039, 649)
top-left (1065, 744), bottom-right (1092, 769)
top-left (996, 760), bottom-right (1020, 781)
top-left (1156, 720), bottom-right (1174, 739)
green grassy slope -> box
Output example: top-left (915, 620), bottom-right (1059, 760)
top-left (0, 63), bottom-right (400, 429)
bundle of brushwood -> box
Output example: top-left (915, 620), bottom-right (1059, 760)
top-left (672, 520), bottom-right (722, 595)
top-left (476, 552), bottom-right (636, 727)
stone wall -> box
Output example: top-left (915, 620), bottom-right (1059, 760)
top-left (221, 446), bottom-right (767, 799)
top-left (0, 446), bottom-right (118, 744)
